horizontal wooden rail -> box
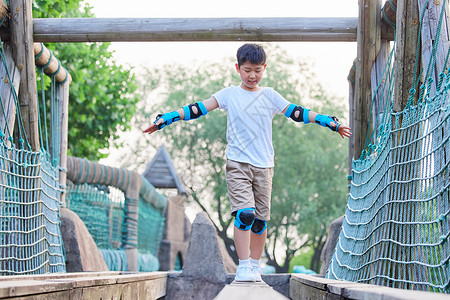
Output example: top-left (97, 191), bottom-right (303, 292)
top-left (0, 17), bottom-right (392, 43)
top-left (33, 17), bottom-right (358, 42)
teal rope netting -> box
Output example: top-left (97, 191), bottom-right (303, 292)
top-left (65, 160), bottom-right (166, 272)
top-left (0, 41), bottom-right (66, 274)
top-left (326, 1), bottom-right (449, 293)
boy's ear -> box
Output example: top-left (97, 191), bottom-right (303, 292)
top-left (235, 63), bottom-right (240, 72)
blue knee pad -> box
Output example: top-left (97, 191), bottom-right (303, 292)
top-left (234, 208), bottom-right (256, 230)
top-left (251, 219), bottom-right (267, 234)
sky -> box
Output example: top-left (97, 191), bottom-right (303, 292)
top-left (88, 0), bottom-right (358, 99)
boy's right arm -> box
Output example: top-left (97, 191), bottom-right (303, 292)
top-left (143, 97), bottom-right (219, 135)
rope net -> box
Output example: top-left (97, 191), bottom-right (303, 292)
top-left (65, 166), bottom-right (166, 272)
top-left (326, 0), bottom-right (449, 293)
top-left (0, 42), bottom-right (66, 275)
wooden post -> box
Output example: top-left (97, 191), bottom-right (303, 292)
top-left (10, 0), bottom-right (39, 150)
top-left (58, 79), bottom-right (70, 206)
top-left (0, 43), bottom-right (20, 139)
top-left (394, 0), bottom-right (420, 111)
top-left (347, 58), bottom-right (356, 190)
top-left (353, 0), bottom-right (382, 159)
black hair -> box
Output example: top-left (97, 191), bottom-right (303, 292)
top-left (236, 43), bottom-right (266, 67)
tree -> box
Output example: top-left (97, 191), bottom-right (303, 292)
top-left (123, 45), bottom-right (348, 272)
top-left (32, 0), bottom-right (139, 160)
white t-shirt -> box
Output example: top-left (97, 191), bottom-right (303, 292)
top-left (213, 85), bottom-right (290, 168)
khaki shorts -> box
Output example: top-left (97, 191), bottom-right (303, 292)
top-left (226, 159), bottom-right (274, 221)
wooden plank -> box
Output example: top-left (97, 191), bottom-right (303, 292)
top-left (0, 42), bottom-right (20, 139)
top-left (0, 272), bottom-right (168, 299)
top-left (10, 0), bottom-right (39, 150)
top-left (353, 0), bottom-right (382, 159)
top-left (215, 282), bottom-right (288, 300)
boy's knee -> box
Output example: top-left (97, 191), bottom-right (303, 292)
top-left (234, 208), bottom-right (256, 230)
top-left (251, 219), bottom-right (267, 234)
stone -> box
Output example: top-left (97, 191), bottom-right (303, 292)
top-left (320, 215), bottom-right (344, 275)
top-left (182, 211), bottom-right (227, 281)
top-left (60, 208), bottom-right (108, 272)
top-left (165, 211), bottom-right (228, 299)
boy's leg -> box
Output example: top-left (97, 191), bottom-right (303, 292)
top-left (250, 230), bottom-right (267, 260)
top-left (249, 164), bottom-right (273, 281)
top-left (226, 160), bottom-right (258, 281)
top-left (234, 227), bottom-right (251, 259)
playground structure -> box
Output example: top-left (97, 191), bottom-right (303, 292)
top-left (0, 0), bottom-right (447, 299)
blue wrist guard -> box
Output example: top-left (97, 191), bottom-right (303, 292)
top-left (183, 101), bottom-right (208, 121)
top-left (314, 114), bottom-right (340, 132)
top-left (154, 111), bottom-right (181, 130)
top-left (284, 103), bottom-right (310, 124)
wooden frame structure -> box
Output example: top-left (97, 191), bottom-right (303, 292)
top-left (0, 17), bottom-right (396, 43)
top-left (4, 0), bottom-right (428, 273)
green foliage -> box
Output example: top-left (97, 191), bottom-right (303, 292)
top-left (33, 0), bottom-right (138, 160)
top-left (126, 45), bottom-right (348, 270)
top-left (288, 247), bottom-right (315, 273)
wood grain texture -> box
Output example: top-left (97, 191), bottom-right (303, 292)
top-left (31, 17), bottom-right (359, 42)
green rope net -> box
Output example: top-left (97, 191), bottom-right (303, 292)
top-left (65, 174), bottom-right (166, 272)
top-left (0, 41), bottom-right (66, 274)
top-left (326, 1), bottom-right (449, 293)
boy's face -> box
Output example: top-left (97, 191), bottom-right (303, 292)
top-left (235, 62), bottom-right (266, 92)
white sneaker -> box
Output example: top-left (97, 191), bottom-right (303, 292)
top-left (252, 265), bottom-right (262, 282)
top-left (235, 265), bottom-right (257, 282)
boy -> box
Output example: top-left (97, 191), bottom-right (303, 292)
top-left (143, 43), bottom-right (352, 282)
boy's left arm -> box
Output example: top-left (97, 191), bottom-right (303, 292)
top-left (282, 103), bottom-right (352, 139)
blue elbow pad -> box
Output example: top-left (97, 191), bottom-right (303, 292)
top-left (154, 111), bottom-right (181, 130)
top-left (314, 114), bottom-right (340, 132)
top-left (183, 101), bottom-right (208, 121)
top-left (284, 103), bottom-right (310, 124)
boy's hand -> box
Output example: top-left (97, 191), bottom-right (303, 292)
top-left (143, 123), bottom-right (159, 135)
top-left (143, 115), bottom-right (164, 134)
top-left (331, 121), bottom-right (352, 139)
top-left (143, 111), bottom-right (180, 135)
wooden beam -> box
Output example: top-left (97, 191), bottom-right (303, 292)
top-left (353, 0), bottom-right (382, 159)
top-left (10, 0), bottom-right (39, 150)
top-left (30, 17), bottom-right (358, 42)
top-left (0, 17), bottom-right (396, 43)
